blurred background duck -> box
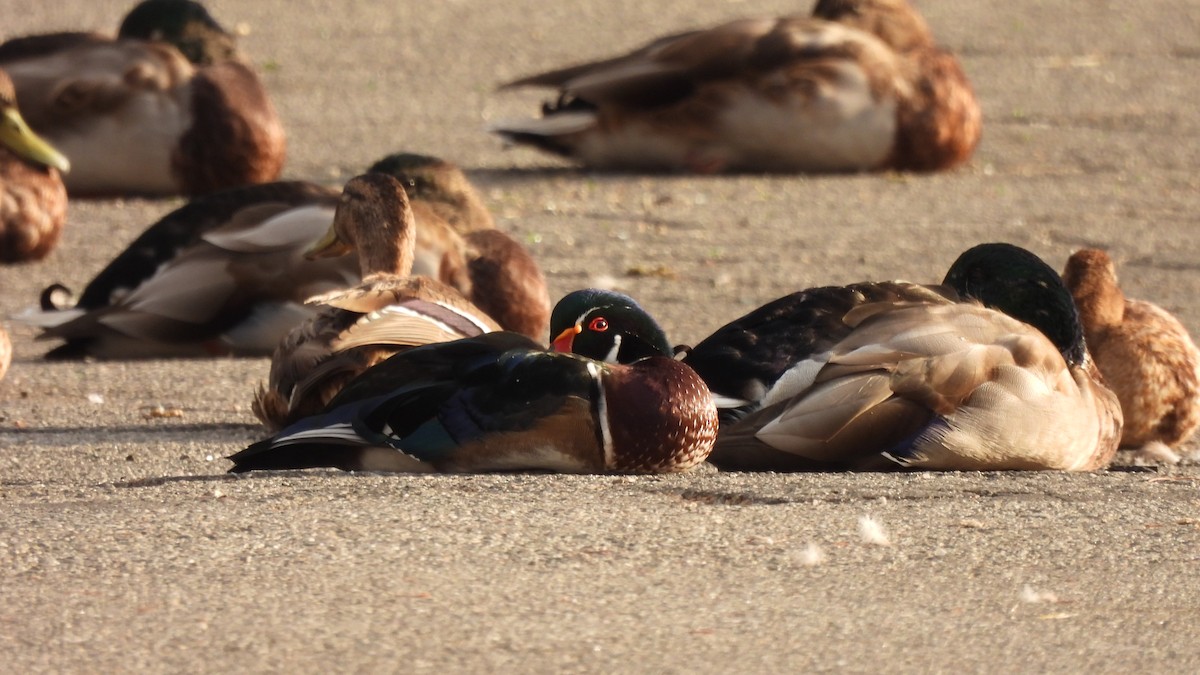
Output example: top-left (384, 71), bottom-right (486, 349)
top-left (493, 0), bottom-right (980, 173)
top-left (253, 173), bottom-right (507, 430)
top-left (35, 153), bottom-right (512, 315)
top-left (1063, 249), bottom-right (1200, 459)
top-left (553, 243), bottom-right (1122, 471)
top-left (0, 325), bottom-right (10, 382)
top-left (230, 331), bottom-right (718, 475)
top-left (0, 68), bottom-right (70, 263)
top-left (0, 0), bottom-right (285, 196)
top-left (21, 154), bottom-right (548, 359)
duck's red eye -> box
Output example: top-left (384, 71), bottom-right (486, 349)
top-left (588, 317), bottom-right (609, 332)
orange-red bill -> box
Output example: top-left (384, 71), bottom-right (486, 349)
top-left (551, 325), bottom-right (581, 353)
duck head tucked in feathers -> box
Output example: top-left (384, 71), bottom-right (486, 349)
top-left (493, 0), bottom-right (980, 173)
top-left (231, 331), bottom-right (718, 475)
top-left (0, 68), bottom-right (70, 264)
top-left (117, 0), bottom-right (239, 66)
top-left (1063, 248), bottom-right (1200, 452)
top-left (945, 242), bottom-right (1088, 366)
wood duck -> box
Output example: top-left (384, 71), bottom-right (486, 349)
top-left (493, 0), bottom-right (980, 173)
top-left (0, 0), bottom-right (285, 196)
top-left (229, 331), bottom-right (719, 474)
top-left (20, 153), bottom-right (548, 358)
top-left (253, 173), bottom-right (503, 430)
top-left (552, 243), bottom-right (1123, 471)
top-left (0, 68), bottom-right (70, 263)
top-left (1063, 248), bottom-right (1200, 452)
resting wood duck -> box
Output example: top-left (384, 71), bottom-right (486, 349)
top-left (230, 331), bottom-right (718, 475)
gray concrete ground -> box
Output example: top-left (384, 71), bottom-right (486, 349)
top-left (2, 0), bottom-right (1200, 671)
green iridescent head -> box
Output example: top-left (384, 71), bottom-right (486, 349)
top-left (943, 242), bottom-right (1086, 365)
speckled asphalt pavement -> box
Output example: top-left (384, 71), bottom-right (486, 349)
top-left (2, 1), bottom-right (1199, 671)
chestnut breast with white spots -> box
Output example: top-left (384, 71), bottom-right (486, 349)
top-left (602, 357), bottom-right (718, 473)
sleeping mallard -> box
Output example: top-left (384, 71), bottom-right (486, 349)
top-left (0, 0), bottom-right (285, 196)
top-left (493, 0), bottom-right (980, 173)
top-left (1, 67), bottom-right (70, 263)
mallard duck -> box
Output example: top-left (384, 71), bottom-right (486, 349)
top-left (22, 186), bottom-right (359, 358)
top-left (552, 243), bottom-right (1123, 471)
top-left (0, 68), bottom-right (71, 263)
top-left (35, 153), bottom-right (489, 314)
top-left (229, 331), bottom-right (718, 474)
top-left (22, 153), bottom-right (547, 358)
top-left (0, 0), bottom-right (285, 196)
top-left (366, 153), bottom-right (495, 233)
top-left (365, 153), bottom-right (551, 338)
top-left (252, 173), bottom-right (503, 430)
top-left (493, 0), bottom-right (981, 173)
top-left (1063, 248), bottom-right (1200, 452)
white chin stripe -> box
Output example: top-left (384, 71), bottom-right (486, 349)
top-left (604, 334), bottom-right (622, 363)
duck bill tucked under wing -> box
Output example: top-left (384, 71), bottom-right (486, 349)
top-left (711, 303), bottom-right (1122, 471)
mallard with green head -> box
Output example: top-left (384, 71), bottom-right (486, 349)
top-left (552, 243), bottom-right (1123, 471)
top-left (0, 0), bottom-right (285, 196)
top-left (493, 0), bottom-right (980, 173)
top-left (0, 68), bottom-right (70, 263)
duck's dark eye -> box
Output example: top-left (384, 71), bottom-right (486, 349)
top-left (588, 317), bottom-right (609, 332)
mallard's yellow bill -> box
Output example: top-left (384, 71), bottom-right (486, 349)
top-left (0, 107), bottom-right (70, 173)
top-left (304, 224), bottom-right (353, 259)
